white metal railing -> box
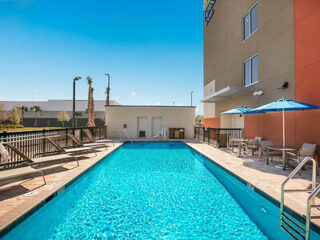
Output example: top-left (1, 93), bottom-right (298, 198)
top-left (280, 157), bottom-right (317, 240)
top-left (122, 129), bottom-right (133, 143)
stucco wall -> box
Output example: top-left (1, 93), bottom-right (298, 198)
top-left (105, 106), bottom-right (195, 139)
top-left (203, 0), bottom-right (295, 126)
top-left (294, 0), bottom-right (320, 105)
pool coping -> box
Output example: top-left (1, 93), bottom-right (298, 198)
top-left (184, 141), bottom-right (320, 234)
top-left (0, 143), bottom-right (124, 238)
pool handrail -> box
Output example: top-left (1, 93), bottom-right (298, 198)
top-left (280, 157), bottom-right (317, 240)
top-left (122, 129), bottom-right (133, 143)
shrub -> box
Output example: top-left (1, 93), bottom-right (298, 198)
top-left (0, 124), bottom-right (24, 129)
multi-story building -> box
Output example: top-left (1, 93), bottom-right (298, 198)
top-left (202, 0), bottom-right (320, 147)
top-left (1, 99), bottom-right (119, 127)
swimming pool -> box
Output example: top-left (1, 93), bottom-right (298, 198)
top-left (1, 142), bottom-right (319, 239)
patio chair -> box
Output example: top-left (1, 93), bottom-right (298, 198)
top-left (266, 144), bottom-right (283, 165)
top-left (286, 143), bottom-right (317, 171)
top-left (258, 141), bottom-right (273, 160)
top-left (229, 138), bottom-right (242, 153)
top-left (83, 129), bottom-right (114, 146)
top-left (240, 137), bottom-right (262, 155)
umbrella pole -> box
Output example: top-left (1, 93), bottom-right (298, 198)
top-left (282, 109), bottom-right (285, 148)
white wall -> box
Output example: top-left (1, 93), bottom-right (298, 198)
top-left (105, 106), bottom-right (195, 139)
top-left (221, 114), bottom-right (244, 128)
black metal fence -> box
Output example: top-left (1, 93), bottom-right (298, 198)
top-left (194, 127), bottom-right (243, 147)
top-left (0, 126), bottom-right (107, 169)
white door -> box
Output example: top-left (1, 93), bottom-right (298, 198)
top-left (137, 117), bottom-right (148, 137)
top-left (152, 117), bottom-right (162, 137)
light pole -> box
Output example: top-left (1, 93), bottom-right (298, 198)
top-left (73, 76), bottom-right (82, 129)
top-left (105, 73), bottom-right (110, 106)
top-left (190, 91), bottom-right (193, 106)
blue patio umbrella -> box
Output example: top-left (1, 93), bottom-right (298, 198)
top-left (221, 106), bottom-right (253, 115)
top-left (252, 98), bottom-right (320, 147)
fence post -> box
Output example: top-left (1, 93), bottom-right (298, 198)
top-left (197, 127), bottom-right (199, 140)
top-left (202, 127), bottom-right (205, 142)
top-left (217, 129), bottom-right (220, 147)
top-left (42, 129), bottom-right (46, 155)
top-left (65, 128), bottom-right (68, 147)
top-left (2, 131), bottom-right (7, 143)
top-left (208, 129), bottom-right (210, 144)
top-left (80, 128), bottom-right (83, 142)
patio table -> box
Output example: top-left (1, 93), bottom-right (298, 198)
top-left (267, 146), bottom-right (298, 170)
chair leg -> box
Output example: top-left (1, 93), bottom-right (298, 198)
top-left (39, 170), bottom-right (46, 185)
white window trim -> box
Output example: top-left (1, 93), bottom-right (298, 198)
top-left (242, 3), bottom-right (258, 42)
top-left (243, 54), bottom-right (259, 87)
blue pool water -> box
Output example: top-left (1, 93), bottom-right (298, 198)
top-left (2, 142), bottom-right (319, 239)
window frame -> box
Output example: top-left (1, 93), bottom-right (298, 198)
top-left (242, 3), bottom-right (258, 41)
top-left (243, 54), bottom-right (259, 87)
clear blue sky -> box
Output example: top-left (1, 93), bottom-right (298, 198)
top-left (0, 0), bottom-right (203, 114)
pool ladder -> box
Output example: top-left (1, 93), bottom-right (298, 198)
top-left (280, 157), bottom-right (320, 240)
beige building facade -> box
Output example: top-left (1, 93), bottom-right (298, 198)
top-left (202, 0), bottom-right (295, 128)
top-left (105, 105), bottom-right (195, 139)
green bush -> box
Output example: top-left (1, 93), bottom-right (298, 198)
top-left (0, 124), bottom-right (24, 129)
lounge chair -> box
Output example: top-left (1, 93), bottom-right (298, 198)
top-left (286, 143), bottom-right (317, 171)
top-left (0, 166), bottom-right (46, 188)
top-left (67, 133), bottom-right (108, 149)
top-left (83, 129), bottom-right (114, 146)
top-left (41, 137), bottom-right (99, 157)
top-left (0, 143), bottom-right (80, 169)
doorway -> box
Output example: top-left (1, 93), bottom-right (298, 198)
top-left (137, 117), bottom-right (148, 138)
top-left (152, 117), bottom-right (162, 137)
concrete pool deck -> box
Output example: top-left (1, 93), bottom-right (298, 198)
top-left (0, 142), bottom-right (123, 233)
top-left (183, 139), bottom-right (320, 228)
top-left (0, 139), bottom-right (319, 234)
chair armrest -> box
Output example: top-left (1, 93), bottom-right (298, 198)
top-left (286, 152), bottom-right (297, 157)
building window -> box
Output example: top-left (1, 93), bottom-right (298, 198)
top-left (243, 55), bottom-right (258, 86)
top-left (243, 4), bottom-right (258, 40)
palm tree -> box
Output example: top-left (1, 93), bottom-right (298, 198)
top-left (90, 87), bottom-right (95, 126)
top-left (75, 112), bottom-right (82, 127)
top-left (87, 76), bottom-right (95, 127)
top-left (30, 105), bottom-right (42, 127)
top-left (20, 105), bottom-right (28, 125)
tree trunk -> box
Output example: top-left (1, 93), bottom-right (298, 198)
top-left (90, 88), bottom-right (95, 127)
top-left (21, 111), bottom-right (24, 125)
